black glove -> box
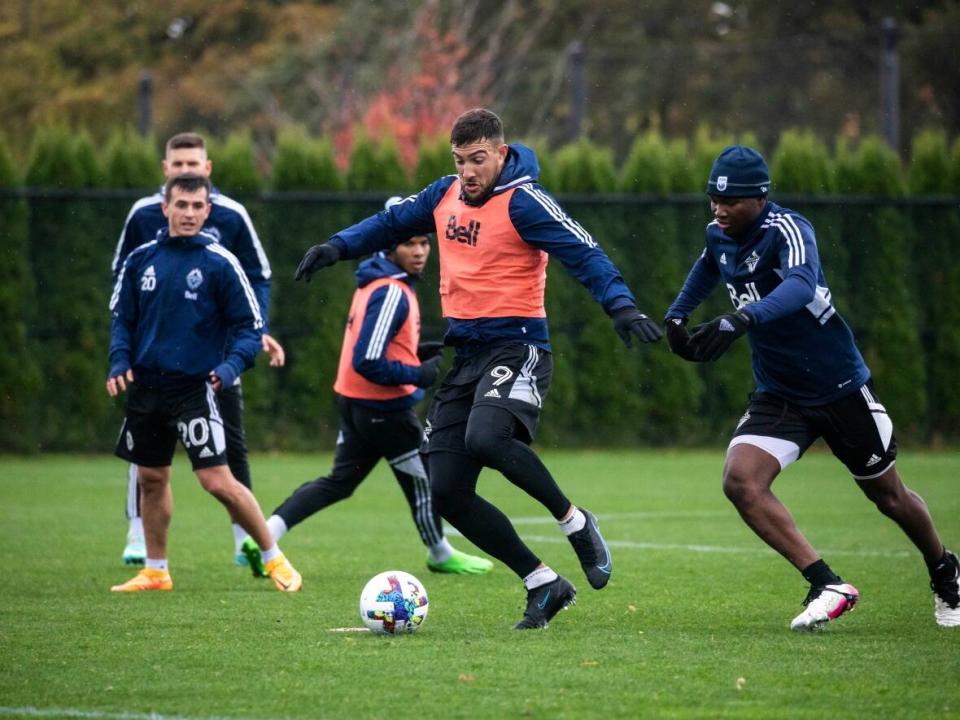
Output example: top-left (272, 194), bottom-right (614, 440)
top-left (294, 243), bottom-right (342, 282)
top-left (612, 307), bottom-right (663, 348)
top-left (415, 355), bottom-right (442, 388)
top-left (664, 316), bottom-right (700, 362)
top-left (417, 340), bottom-right (445, 362)
top-left (687, 310), bottom-right (751, 361)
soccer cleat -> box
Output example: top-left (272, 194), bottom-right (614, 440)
top-left (265, 553), bottom-right (302, 592)
top-left (567, 508), bottom-right (612, 589)
top-left (111, 568), bottom-right (173, 592)
top-left (426, 549), bottom-right (494, 575)
top-left (790, 582), bottom-right (859, 632)
top-left (930, 550), bottom-right (960, 628)
top-left (238, 537), bottom-right (269, 578)
top-left (513, 576), bottom-right (577, 630)
top-left (122, 537), bottom-right (146, 566)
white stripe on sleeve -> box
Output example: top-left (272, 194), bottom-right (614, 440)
top-left (208, 244), bottom-right (264, 329)
top-left (365, 284), bottom-right (403, 360)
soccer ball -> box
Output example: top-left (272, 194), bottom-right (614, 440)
top-left (359, 570), bottom-right (429, 635)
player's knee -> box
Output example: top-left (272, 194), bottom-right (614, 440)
top-left (463, 425), bottom-right (502, 463)
top-left (430, 478), bottom-right (470, 520)
top-left (861, 482), bottom-right (903, 516)
top-left (722, 467), bottom-right (758, 507)
top-left (197, 468), bottom-right (237, 500)
top-left (137, 467), bottom-right (168, 492)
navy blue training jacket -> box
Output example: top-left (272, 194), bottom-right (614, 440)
top-left (666, 200), bottom-right (870, 405)
top-left (109, 229), bottom-right (264, 391)
top-left (112, 186), bottom-right (272, 332)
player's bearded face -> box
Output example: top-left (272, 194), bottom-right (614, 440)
top-left (452, 139), bottom-right (507, 201)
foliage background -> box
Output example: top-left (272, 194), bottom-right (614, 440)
top-left (1, 126), bottom-right (958, 453)
top-left (1, 1), bottom-right (959, 163)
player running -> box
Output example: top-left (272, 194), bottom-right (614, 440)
top-left (294, 108), bottom-right (662, 629)
top-left (664, 145), bottom-right (959, 630)
top-left (265, 205), bottom-right (492, 575)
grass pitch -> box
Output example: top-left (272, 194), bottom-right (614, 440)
top-left (1, 450), bottom-right (958, 719)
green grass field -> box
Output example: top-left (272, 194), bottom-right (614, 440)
top-left (1, 450), bottom-right (958, 719)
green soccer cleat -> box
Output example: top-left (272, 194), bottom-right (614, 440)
top-left (426, 549), bottom-right (494, 575)
top-left (122, 537), bottom-right (146, 566)
top-left (238, 537), bottom-right (269, 578)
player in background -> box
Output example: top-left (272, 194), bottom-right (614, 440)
top-left (112, 132), bottom-right (284, 574)
top-left (294, 108), bottom-right (663, 629)
top-left (107, 173), bottom-right (301, 593)
top-left (664, 145), bottom-right (959, 630)
top-left (266, 199), bottom-right (492, 575)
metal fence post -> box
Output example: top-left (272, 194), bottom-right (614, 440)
top-left (880, 17), bottom-right (900, 152)
top-left (137, 71), bottom-right (153, 138)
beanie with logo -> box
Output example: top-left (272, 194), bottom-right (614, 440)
top-left (706, 145), bottom-right (771, 197)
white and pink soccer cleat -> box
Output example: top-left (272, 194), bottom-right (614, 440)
top-left (790, 583), bottom-right (859, 632)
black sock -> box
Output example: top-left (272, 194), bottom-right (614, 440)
top-left (801, 559), bottom-right (841, 587)
top-left (926, 548), bottom-right (952, 577)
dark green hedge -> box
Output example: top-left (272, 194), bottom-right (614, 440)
top-left (3, 127), bottom-right (959, 452)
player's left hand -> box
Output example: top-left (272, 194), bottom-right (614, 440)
top-left (688, 310), bottom-right (751, 361)
top-left (664, 317), bottom-right (700, 362)
top-left (262, 333), bottom-right (286, 367)
top-left (612, 307), bottom-right (663, 348)
top-left (209, 371), bottom-right (223, 392)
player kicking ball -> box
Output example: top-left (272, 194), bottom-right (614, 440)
top-left (107, 173), bottom-right (300, 593)
top-left (664, 145), bottom-right (958, 630)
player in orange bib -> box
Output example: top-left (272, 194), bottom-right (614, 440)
top-left (295, 108), bottom-right (662, 629)
top-left (266, 218), bottom-right (492, 575)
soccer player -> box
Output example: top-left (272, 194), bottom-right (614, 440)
top-left (112, 132), bottom-right (283, 573)
top-left (294, 108), bottom-right (662, 629)
top-left (664, 145), bottom-right (959, 630)
top-left (107, 173), bottom-right (301, 593)
top-left (266, 205), bottom-right (492, 575)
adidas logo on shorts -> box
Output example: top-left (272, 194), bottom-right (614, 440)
top-left (484, 388), bottom-right (501, 399)
top-left (198, 446), bottom-right (214, 458)
top-left (865, 453), bottom-right (882, 467)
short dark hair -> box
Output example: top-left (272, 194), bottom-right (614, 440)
top-left (165, 132), bottom-right (206, 153)
top-left (450, 108), bottom-right (504, 146)
top-left (164, 173), bottom-right (212, 203)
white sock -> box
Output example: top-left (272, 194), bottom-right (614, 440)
top-left (261, 545), bottom-right (281, 563)
top-left (523, 566), bottom-right (558, 590)
top-left (145, 558), bottom-right (168, 571)
top-left (428, 537), bottom-right (455, 564)
top-left (266, 515), bottom-right (288, 543)
top-left (232, 523), bottom-right (248, 553)
top-left (558, 507), bottom-right (586, 536)
top-left (128, 517), bottom-right (144, 541)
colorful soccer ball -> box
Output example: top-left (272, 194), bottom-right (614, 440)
top-left (359, 570), bottom-right (429, 635)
